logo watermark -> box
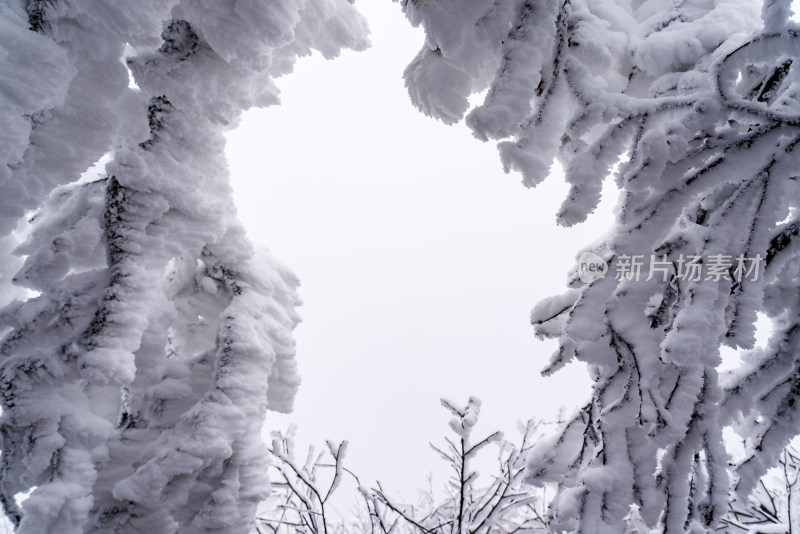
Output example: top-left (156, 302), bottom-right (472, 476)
top-left (577, 253), bottom-right (764, 284)
top-left (578, 251), bottom-right (609, 283)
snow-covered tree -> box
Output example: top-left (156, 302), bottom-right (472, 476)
top-left (399, 0), bottom-right (800, 532)
top-left (0, 1), bottom-right (367, 532)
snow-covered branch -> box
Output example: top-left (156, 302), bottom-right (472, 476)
top-left (0, 0), bottom-right (367, 531)
top-left (399, 0), bottom-right (800, 531)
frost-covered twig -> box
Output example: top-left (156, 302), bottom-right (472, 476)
top-left (262, 400), bottom-right (550, 533)
top-left (259, 427), bottom-right (353, 534)
top-left (373, 398), bottom-right (548, 534)
top-left (723, 445), bottom-right (800, 533)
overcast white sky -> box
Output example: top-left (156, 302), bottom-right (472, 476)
top-left (225, 1), bottom-right (614, 508)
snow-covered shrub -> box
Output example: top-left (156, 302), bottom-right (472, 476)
top-left (261, 398), bottom-right (550, 534)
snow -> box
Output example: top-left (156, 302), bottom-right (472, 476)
top-left (4, 0), bottom-right (800, 531)
top-left (398, 0), bottom-right (800, 531)
top-left (0, 0), bottom-right (366, 531)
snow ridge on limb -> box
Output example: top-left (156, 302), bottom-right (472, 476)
top-left (400, 0), bottom-right (800, 532)
top-left (0, 0), bottom-right (365, 532)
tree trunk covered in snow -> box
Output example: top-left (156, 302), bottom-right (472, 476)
top-left (0, 1), bottom-right (367, 532)
top-left (400, 0), bottom-right (800, 532)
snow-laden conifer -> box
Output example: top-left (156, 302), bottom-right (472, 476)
top-left (400, 0), bottom-right (800, 532)
top-left (0, 1), bottom-right (367, 531)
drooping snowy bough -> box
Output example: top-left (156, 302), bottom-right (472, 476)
top-left (0, 1), bottom-right (367, 532)
top-left (400, 0), bottom-right (800, 532)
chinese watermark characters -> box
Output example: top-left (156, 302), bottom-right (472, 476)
top-left (578, 253), bottom-right (764, 284)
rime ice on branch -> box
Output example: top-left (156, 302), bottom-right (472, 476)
top-left (400, 0), bottom-right (800, 532)
top-left (0, 0), bottom-right (367, 532)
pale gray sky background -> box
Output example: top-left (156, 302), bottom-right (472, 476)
top-left (226, 1), bottom-right (614, 509)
